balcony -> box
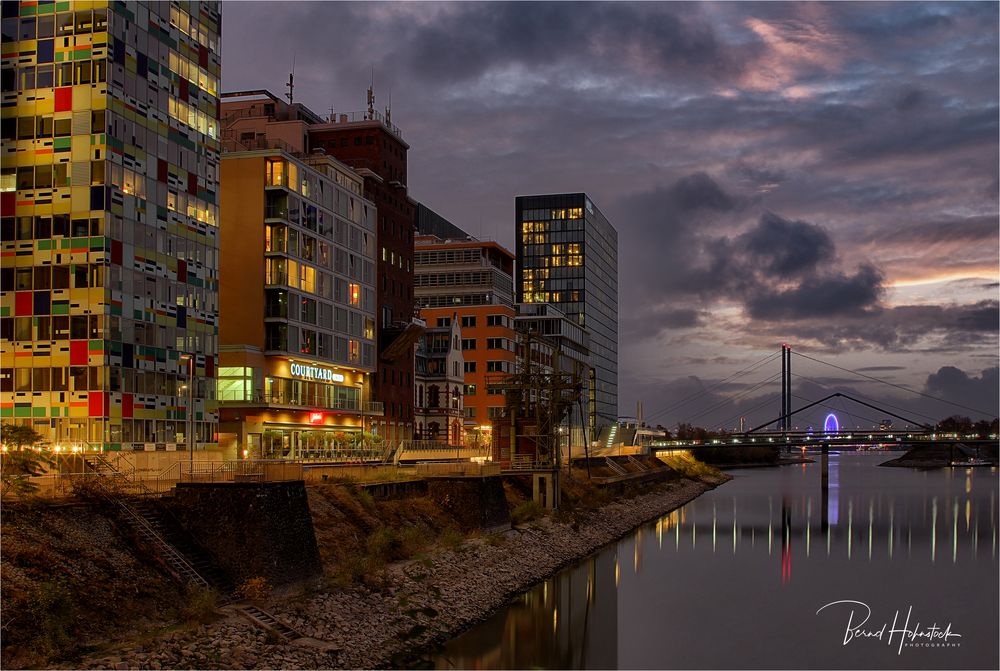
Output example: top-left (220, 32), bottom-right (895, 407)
top-left (218, 390), bottom-right (383, 415)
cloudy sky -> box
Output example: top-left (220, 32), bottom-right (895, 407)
top-left (224, 1), bottom-right (999, 429)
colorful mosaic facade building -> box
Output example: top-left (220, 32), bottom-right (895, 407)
top-left (1, 1), bottom-right (222, 451)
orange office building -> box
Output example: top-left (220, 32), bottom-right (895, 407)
top-left (217, 148), bottom-right (381, 459)
top-left (414, 233), bottom-right (517, 442)
top-left (420, 305), bottom-right (516, 432)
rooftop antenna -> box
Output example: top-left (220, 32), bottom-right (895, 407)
top-left (285, 54), bottom-right (296, 104)
top-left (366, 67), bottom-right (375, 120)
top-left (328, 106), bottom-right (335, 123)
top-left (385, 88), bottom-right (392, 125)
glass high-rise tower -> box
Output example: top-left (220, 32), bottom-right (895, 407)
top-left (515, 193), bottom-right (618, 439)
top-left (1, 1), bottom-right (222, 451)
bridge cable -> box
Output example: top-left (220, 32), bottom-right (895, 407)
top-left (836, 395), bottom-right (862, 431)
top-left (831, 393), bottom-right (862, 430)
top-left (715, 395), bottom-right (784, 433)
top-left (794, 374), bottom-right (891, 429)
top-left (685, 372), bottom-right (783, 426)
top-left (791, 371), bottom-right (924, 429)
top-left (644, 350), bottom-right (782, 425)
top-left (791, 393), bottom-right (884, 430)
top-left (791, 351), bottom-right (995, 417)
top-left (792, 372), bottom-right (941, 424)
top-left (644, 350), bottom-right (781, 424)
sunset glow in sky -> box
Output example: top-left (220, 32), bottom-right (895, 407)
top-left (225, 1), bottom-right (999, 427)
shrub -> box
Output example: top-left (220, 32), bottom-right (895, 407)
top-left (398, 524), bottom-right (431, 557)
top-left (26, 576), bottom-right (76, 657)
top-left (1, 448), bottom-right (54, 497)
top-left (355, 488), bottom-right (375, 509)
top-left (235, 576), bottom-right (272, 602)
top-left (332, 553), bottom-right (385, 589)
top-left (510, 500), bottom-right (544, 525)
top-left (366, 526), bottom-right (401, 562)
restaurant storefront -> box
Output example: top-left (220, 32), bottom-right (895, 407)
top-left (218, 352), bottom-right (380, 460)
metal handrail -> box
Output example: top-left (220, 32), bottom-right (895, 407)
top-left (79, 456), bottom-right (211, 588)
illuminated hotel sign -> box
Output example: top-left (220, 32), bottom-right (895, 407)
top-left (289, 363), bottom-right (344, 383)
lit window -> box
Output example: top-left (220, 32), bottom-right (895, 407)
top-left (348, 283), bottom-right (360, 306)
top-left (266, 159), bottom-right (285, 187)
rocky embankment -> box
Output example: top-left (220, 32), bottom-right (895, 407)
top-left (80, 474), bottom-right (728, 670)
top-left (881, 443), bottom-right (998, 469)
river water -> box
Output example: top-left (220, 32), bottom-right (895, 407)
top-left (435, 450), bottom-right (999, 669)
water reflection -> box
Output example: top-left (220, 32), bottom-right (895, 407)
top-left (436, 452), bottom-right (999, 670)
top-left (435, 548), bottom-right (619, 670)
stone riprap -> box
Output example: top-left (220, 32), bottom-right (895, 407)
top-left (81, 475), bottom-right (727, 670)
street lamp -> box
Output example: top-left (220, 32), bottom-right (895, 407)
top-left (356, 379), bottom-right (365, 457)
top-left (180, 354), bottom-right (194, 477)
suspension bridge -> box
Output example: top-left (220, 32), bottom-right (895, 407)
top-left (643, 344), bottom-right (998, 452)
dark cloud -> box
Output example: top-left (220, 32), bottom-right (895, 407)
top-left (618, 180), bottom-right (886, 325)
top-left (748, 300), bottom-right (999, 353)
top-left (855, 366), bottom-right (907, 372)
top-left (739, 212), bottom-right (836, 279)
top-left (924, 366), bottom-right (1000, 418)
top-left (667, 172), bottom-right (736, 213)
top-left (622, 307), bottom-right (705, 341)
top-left (398, 2), bottom-right (739, 84)
top-left (894, 87), bottom-right (927, 113)
top-left (745, 264), bottom-right (884, 320)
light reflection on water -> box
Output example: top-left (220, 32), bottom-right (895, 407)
top-left (435, 451), bottom-right (999, 670)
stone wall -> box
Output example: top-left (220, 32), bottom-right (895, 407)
top-left (426, 476), bottom-right (510, 532)
top-left (169, 481), bottom-right (322, 587)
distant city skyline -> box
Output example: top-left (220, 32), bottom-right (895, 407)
top-left (224, 1), bottom-right (999, 426)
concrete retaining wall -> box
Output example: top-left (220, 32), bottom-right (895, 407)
top-left (426, 476), bottom-right (510, 532)
top-left (169, 481), bottom-right (322, 588)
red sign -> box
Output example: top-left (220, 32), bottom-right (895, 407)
top-left (309, 412), bottom-right (324, 424)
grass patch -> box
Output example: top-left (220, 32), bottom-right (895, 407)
top-left (437, 527), bottom-right (465, 550)
top-left (657, 451), bottom-right (723, 479)
top-left (179, 585), bottom-right (219, 624)
top-left (484, 531), bottom-right (508, 546)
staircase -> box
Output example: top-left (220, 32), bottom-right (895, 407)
top-left (131, 498), bottom-right (234, 598)
top-left (604, 424), bottom-right (619, 450)
top-left (238, 605), bottom-right (303, 642)
top-left (627, 456), bottom-right (650, 472)
top-left (81, 453), bottom-right (232, 599)
top-left (604, 457), bottom-right (628, 477)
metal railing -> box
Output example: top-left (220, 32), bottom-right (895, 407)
top-left (504, 454), bottom-right (553, 472)
top-left (325, 109), bottom-right (404, 139)
top-left (217, 390), bottom-right (382, 414)
top-left (179, 460), bottom-right (304, 484)
top-left (413, 461), bottom-right (502, 478)
top-left (221, 131), bottom-right (302, 157)
top-left (395, 441), bottom-right (493, 465)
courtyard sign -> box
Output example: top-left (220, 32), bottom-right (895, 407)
top-left (290, 362), bottom-right (345, 383)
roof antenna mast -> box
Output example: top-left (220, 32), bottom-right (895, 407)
top-left (285, 54), bottom-right (296, 104)
top-left (366, 66), bottom-right (375, 119)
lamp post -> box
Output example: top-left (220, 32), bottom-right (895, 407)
top-left (356, 379), bottom-right (365, 458)
top-left (180, 354), bottom-right (194, 477)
